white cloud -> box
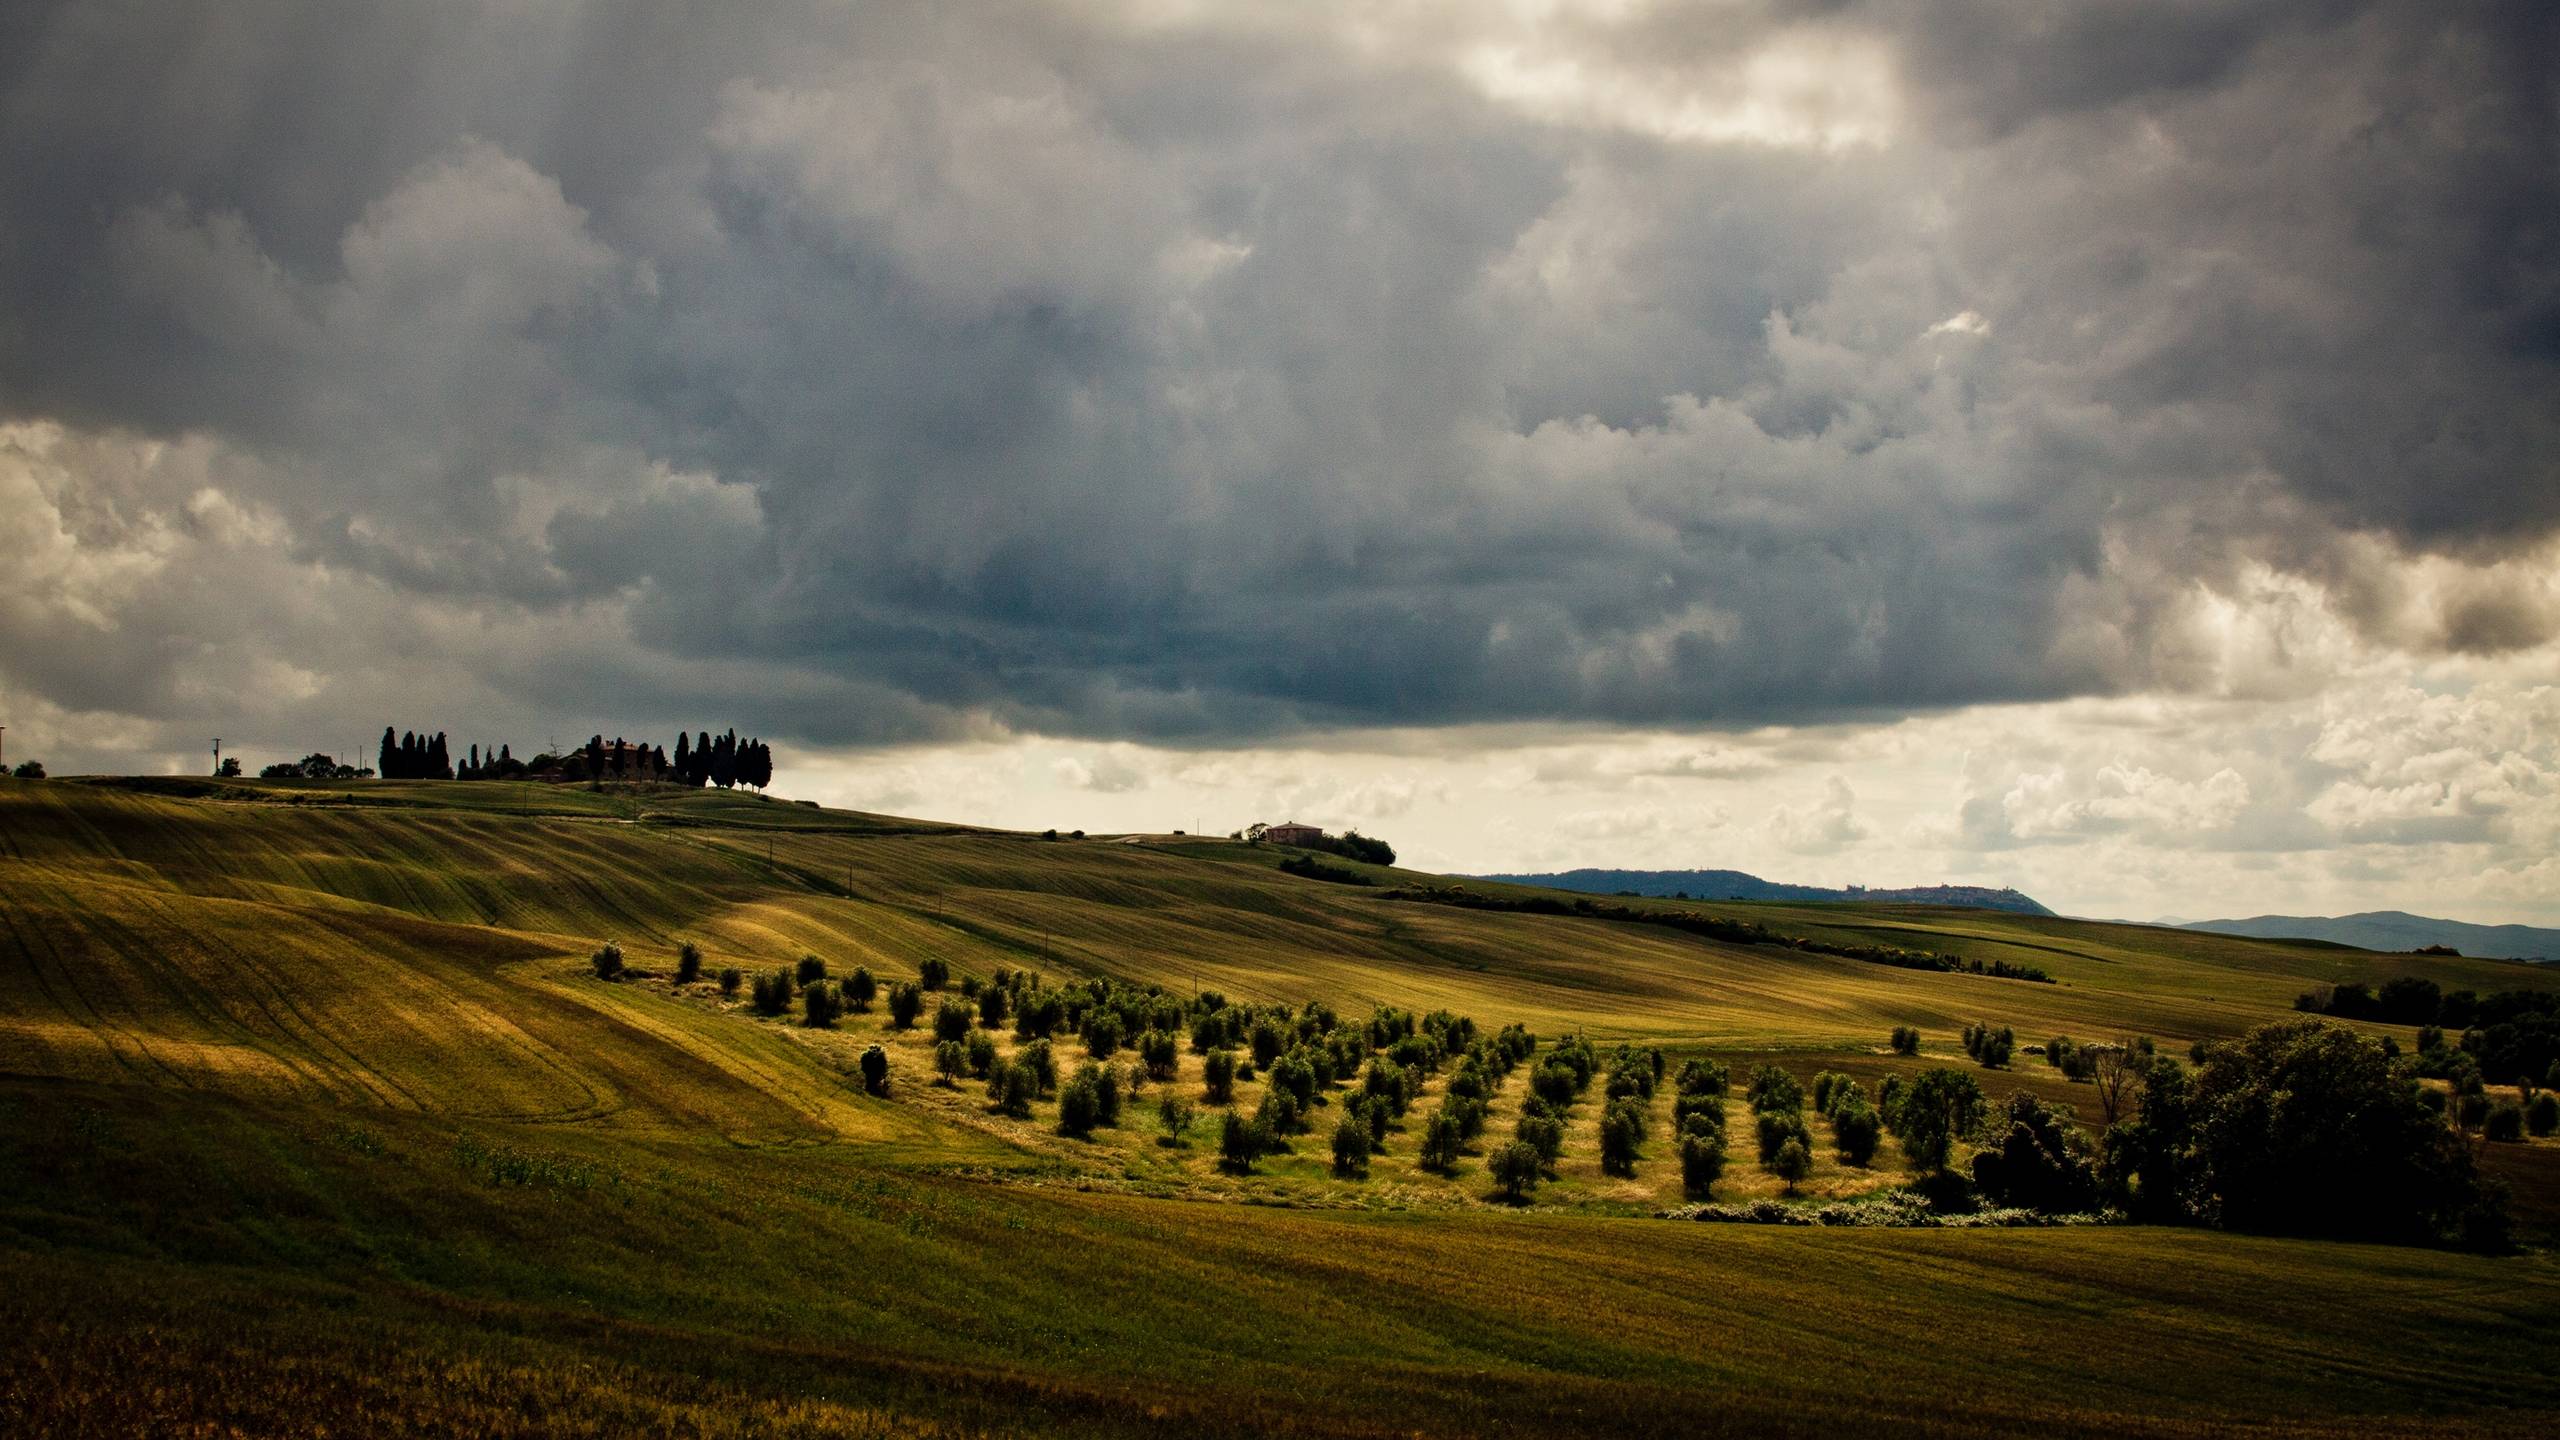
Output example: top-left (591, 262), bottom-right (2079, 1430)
top-left (1766, 774), bottom-right (1869, 854)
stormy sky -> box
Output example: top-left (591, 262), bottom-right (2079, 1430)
top-left (4, 1), bottom-right (2556, 922)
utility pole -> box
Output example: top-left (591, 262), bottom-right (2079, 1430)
top-left (1, 725), bottom-right (7, 772)
top-left (212, 738), bottom-right (221, 776)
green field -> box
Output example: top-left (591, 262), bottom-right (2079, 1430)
top-left (6, 776), bottom-right (2558, 1436)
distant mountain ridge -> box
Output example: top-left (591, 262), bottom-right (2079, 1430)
top-left (2183, 911), bottom-right (2560, 962)
top-left (1465, 867), bottom-right (2054, 916)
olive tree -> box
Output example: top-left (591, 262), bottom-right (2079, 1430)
top-left (1488, 1141), bottom-right (1542, 1201)
top-left (887, 982), bottom-right (923, 1030)
top-left (1772, 1136), bottom-right (1812, 1194)
top-left (1202, 1048), bottom-right (1238, 1104)
top-left (1892, 1068), bottom-right (1986, 1172)
top-left (1331, 1108), bottom-right (1371, 1178)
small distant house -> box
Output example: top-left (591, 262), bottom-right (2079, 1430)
top-left (1262, 821), bottom-right (1324, 847)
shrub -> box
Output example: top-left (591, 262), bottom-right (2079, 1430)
top-left (847, 966), bottom-right (877, 1011)
top-left (589, 941), bottom-right (624, 980)
top-left (990, 1061), bottom-right (1038, 1118)
top-left (1600, 1104), bottom-right (1642, 1177)
top-left (1608, 1093), bottom-right (1648, 1144)
top-left (1772, 1137), bottom-right (1812, 1193)
top-left (965, 1031), bottom-right (998, 1078)
top-left (978, 984), bottom-right (1009, 1028)
top-left (1362, 1059), bottom-right (1410, 1117)
top-left (1158, 1093), bottom-right (1197, 1145)
top-left (1890, 1025), bottom-right (1921, 1056)
top-left (1083, 1011), bottom-right (1124, 1060)
top-left (1821, 1076), bottom-right (1868, 1119)
top-left (1531, 1062), bottom-right (1578, 1109)
top-left (1893, 1068), bottom-right (1986, 1172)
top-left (1755, 1110), bottom-right (1811, 1166)
top-left (2530, 1093), bottom-right (2560, 1138)
top-left (1675, 1059), bottom-right (1729, 1098)
top-left (1489, 1141), bottom-right (1542, 1200)
top-left (1810, 1071), bottom-right (1846, 1112)
top-left (1831, 1101), bottom-right (1881, 1167)
top-left (675, 941), bottom-right (702, 985)
top-left (1969, 1092), bottom-right (2099, 1212)
top-left (2483, 1102), bottom-right (2526, 1143)
top-left (1268, 1052), bottom-right (1317, 1112)
top-left (1095, 1064), bottom-right (1124, 1126)
top-left (1673, 1093), bottom-right (1724, 1134)
top-left (1254, 1085), bottom-right (1301, 1140)
top-left (934, 1040), bottom-right (968, 1086)
top-left (1218, 1110), bottom-right (1266, 1173)
top-left (887, 982), bottom-right (923, 1029)
top-left (717, 967), bottom-right (742, 997)
top-left (1014, 992), bottom-right (1064, 1039)
top-left (1332, 1109), bottom-right (1372, 1178)
top-left (1250, 1020), bottom-right (1285, 1070)
top-left (1419, 1109), bottom-right (1464, 1173)
top-left (751, 969), bottom-right (793, 1016)
top-left (1021, 1039), bottom-right (1057, 1094)
top-left (1746, 1065), bottom-right (1803, 1116)
top-left (796, 954), bottom-right (827, 986)
top-left (859, 1045), bottom-right (889, 1096)
top-left (933, 997), bottom-right (974, 1045)
top-left (917, 956), bottom-right (950, 990)
top-left (1679, 1127), bottom-right (1727, 1199)
top-left (802, 982), bottom-right (841, 1029)
top-left (1960, 1022), bottom-right (2015, 1069)
top-left (1202, 1049), bottom-right (1237, 1104)
top-left (1139, 1028), bottom-right (1179, 1080)
top-left (1058, 1068), bottom-right (1105, 1137)
top-left (1515, 1113), bottom-right (1564, 1168)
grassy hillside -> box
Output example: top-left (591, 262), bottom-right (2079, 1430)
top-left (6, 776), bottom-right (2560, 1436)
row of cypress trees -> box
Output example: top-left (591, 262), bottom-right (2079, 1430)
top-left (372, 725), bottom-right (775, 788)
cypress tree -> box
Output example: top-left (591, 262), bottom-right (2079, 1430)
top-left (379, 727), bottom-right (396, 778)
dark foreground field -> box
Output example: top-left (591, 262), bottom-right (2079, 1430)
top-left (5, 778), bottom-right (2558, 1436)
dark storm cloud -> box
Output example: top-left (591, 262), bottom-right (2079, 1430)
top-left (1, 0), bottom-right (2553, 759)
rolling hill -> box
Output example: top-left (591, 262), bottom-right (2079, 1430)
top-left (1472, 867), bottom-right (2054, 915)
top-left (2186, 910), bottom-right (2560, 962)
top-left (5, 775), bottom-right (2559, 1438)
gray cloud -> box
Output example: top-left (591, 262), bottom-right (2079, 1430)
top-left (1, 0), bottom-right (2554, 766)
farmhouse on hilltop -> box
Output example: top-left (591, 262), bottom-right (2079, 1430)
top-left (1261, 820), bottom-right (1325, 846)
